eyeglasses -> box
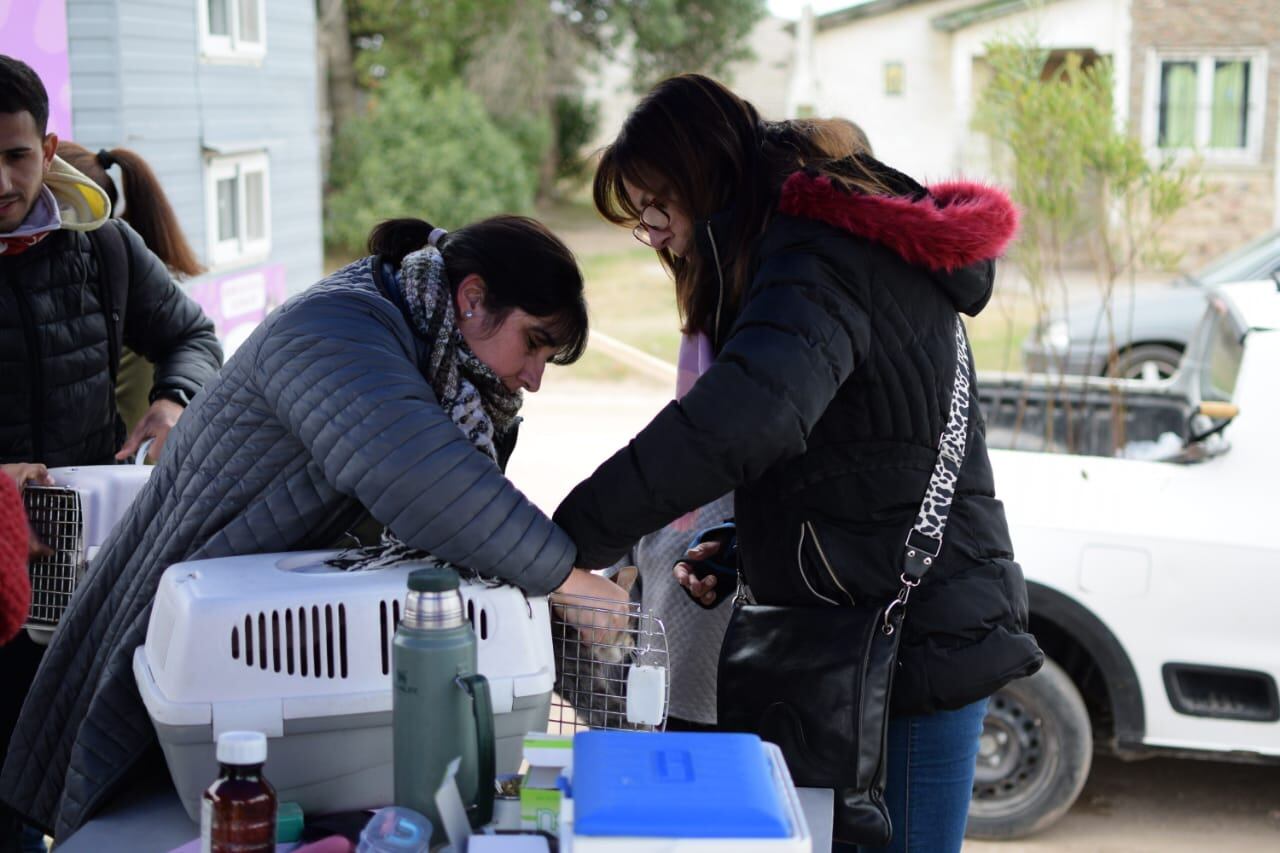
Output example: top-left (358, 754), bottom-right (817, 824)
top-left (632, 202), bottom-right (671, 246)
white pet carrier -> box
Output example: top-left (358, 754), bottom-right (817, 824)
top-left (134, 551), bottom-right (559, 821)
top-left (22, 464), bottom-right (152, 644)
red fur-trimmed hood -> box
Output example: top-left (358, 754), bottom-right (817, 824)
top-left (778, 170), bottom-right (1019, 274)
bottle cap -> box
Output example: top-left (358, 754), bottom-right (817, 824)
top-left (408, 566), bottom-right (460, 593)
top-left (216, 730), bottom-right (268, 765)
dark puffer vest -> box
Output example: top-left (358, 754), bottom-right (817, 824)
top-left (554, 168), bottom-right (1044, 715)
top-left (0, 221), bottom-right (222, 467)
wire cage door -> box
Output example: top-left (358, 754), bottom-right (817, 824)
top-left (548, 592), bottom-right (669, 734)
top-left (22, 485), bottom-right (85, 629)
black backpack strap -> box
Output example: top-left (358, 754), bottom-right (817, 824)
top-left (86, 221), bottom-right (130, 385)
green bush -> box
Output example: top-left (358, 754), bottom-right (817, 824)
top-left (493, 111), bottom-right (553, 187)
top-left (553, 94), bottom-right (601, 181)
top-left (325, 74), bottom-right (536, 253)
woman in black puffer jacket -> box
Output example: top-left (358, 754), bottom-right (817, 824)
top-left (552, 75), bottom-right (1043, 852)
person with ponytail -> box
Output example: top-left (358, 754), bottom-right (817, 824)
top-left (57, 141), bottom-right (205, 431)
top-left (552, 74), bottom-right (1042, 851)
top-left (0, 214), bottom-right (627, 840)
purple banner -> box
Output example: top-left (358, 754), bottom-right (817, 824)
top-left (188, 263), bottom-right (290, 358)
top-left (0, 1), bottom-right (73, 139)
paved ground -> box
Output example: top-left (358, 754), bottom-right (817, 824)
top-left (509, 379), bottom-right (1280, 852)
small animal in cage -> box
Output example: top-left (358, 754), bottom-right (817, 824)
top-left (550, 566), bottom-right (659, 730)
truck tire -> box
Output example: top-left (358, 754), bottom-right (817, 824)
top-left (1107, 343), bottom-right (1183, 381)
top-left (966, 658), bottom-right (1093, 839)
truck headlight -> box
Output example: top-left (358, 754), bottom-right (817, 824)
top-left (1044, 320), bottom-right (1071, 351)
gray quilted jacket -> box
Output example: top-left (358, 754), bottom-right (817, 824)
top-left (0, 258), bottom-right (575, 837)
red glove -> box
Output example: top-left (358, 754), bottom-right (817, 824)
top-left (0, 475), bottom-right (32, 645)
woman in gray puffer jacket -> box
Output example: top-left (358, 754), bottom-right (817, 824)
top-left (0, 216), bottom-right (629, 840)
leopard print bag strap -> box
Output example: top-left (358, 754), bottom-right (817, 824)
top-left (883, 316), bottom-right (973, 633)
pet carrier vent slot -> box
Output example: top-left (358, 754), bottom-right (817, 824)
top-left (338, 603), bottom-right (348, 678)
top-left (298, 606), bottom-right (308, 676)
top-left (22, 486), bottom-right (85, 628)
top-left (258, 612), bottom-right (268, 670)
top-left (464, 600), bottom-right (489, 641)
top-left (234, 606), bottom-right (346, 678)
top-left (285, 609), bottom-right (295, 674)
top-left (325, 605), bottom-right (335, 677)
top-left (380, 599), bottom-right (403, 676)
top-left (312, 605), bottom-right (322, 677)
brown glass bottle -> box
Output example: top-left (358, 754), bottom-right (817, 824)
top-left (201, 731), bottom-right (278, 853)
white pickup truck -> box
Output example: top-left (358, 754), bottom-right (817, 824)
top-left (965, 279), bottom-right (1280, 838)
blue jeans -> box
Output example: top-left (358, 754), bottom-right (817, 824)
top-left (834, 698), bottom-right (988, 853)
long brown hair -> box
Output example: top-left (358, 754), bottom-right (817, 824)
top-left (593, 74), bottom-right (883, 337)
top-left (57, 141), bottom-right (203, 277)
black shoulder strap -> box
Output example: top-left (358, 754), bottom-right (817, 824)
top-left (86, 221), bottom-right (130, 385)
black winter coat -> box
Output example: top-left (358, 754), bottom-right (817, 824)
top-left (554, 170), bottom-right (1044, 715)
top-left (0, 221), bottom-right (222, 467)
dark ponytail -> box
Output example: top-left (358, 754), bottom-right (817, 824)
top-left (56, 141), bottom-right (204, 278)
top-left (369, 215), bottom-right (589, 366)
top-left (367, 218), bottom-right (447, 266)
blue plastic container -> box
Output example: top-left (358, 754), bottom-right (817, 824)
top-left (572, 731), bottom-right (791, 839)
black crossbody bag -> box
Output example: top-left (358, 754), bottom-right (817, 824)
top-left (717, 317), bottom-right (974, 847)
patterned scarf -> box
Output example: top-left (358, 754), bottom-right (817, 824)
top-left (327, 244), bottom-right (523, 572)
top-left (399, 245), bottom-right (522, 460)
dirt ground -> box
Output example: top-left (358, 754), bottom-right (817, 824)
top-left (965, 755), bottom-right (1280, 852)
top-left (510, 380), bottom-right (1280, 853)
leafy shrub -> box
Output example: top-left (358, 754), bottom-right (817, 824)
top-left (325, 74), bottom-right (535, 253)
top-left (553, 94), bottom-right (601, 181)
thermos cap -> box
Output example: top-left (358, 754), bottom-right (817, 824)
top-left (408, 566), bottom-right (460, 593)
top-left (217, 730), bottom-right (267, 765)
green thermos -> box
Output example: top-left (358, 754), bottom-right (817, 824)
top-left (393, 566), bottom-right (495, 843)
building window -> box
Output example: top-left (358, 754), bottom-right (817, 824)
top-left (884, 62), bottom-right (905, 96)
top-left (200, 0), bottom-right (266, 61)
top-left (205, 152), bottom-right (270, 267)
top-left (1147, 51), bottom-right (1266, 162)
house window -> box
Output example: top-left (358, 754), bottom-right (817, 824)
top-left (200, 0), bottom-right (266, 61)
top-left (205, 153), bottom-right (270, 267)
top-left (1148, 51), bottom-right (1266, 162)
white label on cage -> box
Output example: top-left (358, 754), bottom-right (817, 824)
top-left (625, 664), bottom-right (667, 726)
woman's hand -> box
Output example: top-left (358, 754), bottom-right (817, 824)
top-left (551, 568), bottom-right (633, 644)
top-left (674, 540), bottom-right (722, 607)
top-left (2, 463), bottom-right (53, 488)
top-left (0, 464), bottom-right (54, 558)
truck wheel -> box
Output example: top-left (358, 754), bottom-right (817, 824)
top-left (966, 658), bottom-right (1092, 839)
top-left (1107, 343), bottom-right (1182, 381)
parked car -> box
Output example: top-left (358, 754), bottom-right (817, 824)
top-left (968, 279), bottom-right (1280, 839)
top-left (1022, 228), bottom-right (1280, 379)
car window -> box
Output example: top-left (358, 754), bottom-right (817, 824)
top-left (1198, 307), bottom-right (1244, 403)
top-left (1194, 229), bottom-right (1280, 285)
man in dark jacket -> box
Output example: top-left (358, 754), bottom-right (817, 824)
top-left (0, 56), bottom-right (222, 469)
top-left (0, 55), bottom-right (220, 851)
